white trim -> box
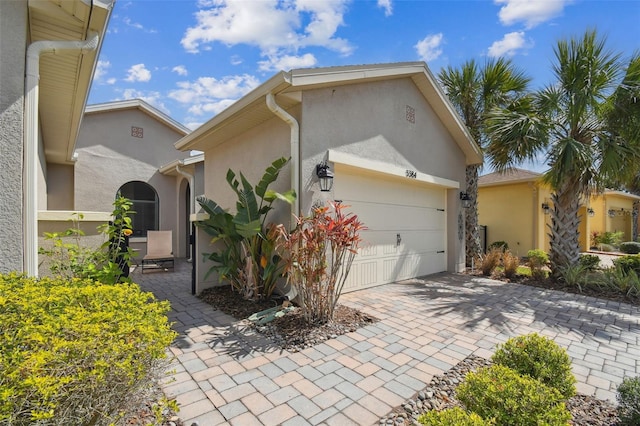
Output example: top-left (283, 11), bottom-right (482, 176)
top-left (328, 150), bottom-right (460, 189)
top-left (38, 210), bottom-right (112, 222)
top-left (603, 190), bottom-right (640, 201)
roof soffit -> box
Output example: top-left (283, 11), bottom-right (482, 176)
top-left (28, 0), bottom-right (113, 165)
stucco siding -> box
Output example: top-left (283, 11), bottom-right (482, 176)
top-left (74, 109), bottom-right (188, 210)
top-left (299, 78), bottom-right (466, 271)
top-left (479, 182), bottom-right (538, 256)
top-left (0, 1), bottom-right (27, 273)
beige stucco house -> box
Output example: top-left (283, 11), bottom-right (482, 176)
top-left (70, 100), bottom-right (194, 260)
top-left (478, 168), bottom-right (640, 255)
top-left (176, 62), bottom-right (483, 294)
top-left (0, 0), bottom-right (113, 275)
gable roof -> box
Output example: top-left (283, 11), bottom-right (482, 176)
top-left (29, 0), bottom-right (114, 164)
top-left (85, 99), bottom-right (191, 136)
top-left (479, 168), bottom-right (544, 187)
top-left (175, 62), bottom-right (483, 165)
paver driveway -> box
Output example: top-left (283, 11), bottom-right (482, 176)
top-left (135, 261), bottom-right (640, 426)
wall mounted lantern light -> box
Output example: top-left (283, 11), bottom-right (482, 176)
top-left (608, 209), bottom-right (616, 218)
top-left (315, 162), bottom-right (334, 192)
top-left (587, 208), bottom-right (595, 217)
top-left (541, 202), bottom-right (550, 215)
top-left (460, 192), bottom-right (471, 208)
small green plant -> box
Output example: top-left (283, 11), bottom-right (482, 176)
top-left (491, 333), bottom-right (576, 399)
top-left (39, 196), bottom-right (135, 284)
top-left (598, 266), bottom-right (640, 298)
top-left (558, 263), bottom-right (590, 292)
top-left (279, 201), bottom-right (365, 325)
top-left (594, 231), bottom-right (624, 248)
top-left (196, 157), bottom-right (296, 300)
top-left (613, 255), bottom-right (640, 275)
top-left (502, 250), bottom-right (520, 280)
top-left (527, 249), bottom-right (549, 280)
top-left (417, 407), bottom-right (493, 425)
top-left (617, 376), bottom-right (640, 426)
top-left (620, 242), bottom-right (640, 254)
top-left (579, 254), bottom-right (601, 271)
top-left (0, 274), bottom-right (176, 425)
top-left (488, 241), bottom-right (509, 252)
top-left (456, 365), bottom-right (571, 426)
top-left (476, 248), bottom-right (502, 276)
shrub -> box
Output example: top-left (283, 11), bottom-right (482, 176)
top-left (491, 333), bottom-right (576, 398)
top-left (613, 255), bottom-right (640, 275)
top-left (502, 250), bottom-right (520, 280)
top-left (598, 266), bottom-right (640, 298)
top-left (488, 241), bottom-right (509, 252)
top-left (594, 231), bottom-right (624, 247)
top-left (476, 248), bottom-right (502, 276)
top-left (456, 365), bottom-right (571, 426)
top-left (527, 249), bottom-right (549, 280)
top-left (0, 274), bottom-right (176, 425)
top-left (617, 376), bottom-right (640, 426)
top-left (620, 241), bottom-right (640, 255)
top-left (280, 202), bottom-right (365, 325)
top-left (417, 407), bottom-right (492, 425)
top-left (558, 263), bottom-right (590, 292)
top-left (39, 196), bottom-right (135, 284)
top-left (196, 157), bottom-right (296, 300)
top-left (579, 254), bottom-right (601, 271)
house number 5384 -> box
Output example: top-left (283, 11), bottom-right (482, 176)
top-left (405, 170), bottom-right (417, 179)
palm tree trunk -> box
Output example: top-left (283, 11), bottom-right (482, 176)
top-left (465, 164), bottom-right (481, 266)
top-left (548, 181), bottom-right (582, 276)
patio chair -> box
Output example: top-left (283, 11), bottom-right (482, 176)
top-left (141, 231), bottom-right (174, 273)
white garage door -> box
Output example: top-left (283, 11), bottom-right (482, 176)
top-left (334, 165), bottom-right (446, 293)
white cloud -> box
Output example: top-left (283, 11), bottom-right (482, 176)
top-left (495, 0), bottom-right (568, 29)
top-left (123, 16), bottom-right (157, 33)
top-left (415, 33), bottom-right (444, 62)
top-left (172, 65), bottom-right (188, 76)
top-left (181, 0), bottom-right (352, 57)
top-left (487, 31), bottom-right (533, 57)
top-left (378, 0), bottom-right (393, 16)
top-left (115, 89), bottom-right (170, 114)
top-left (168, 74), bottom-right (260, 116)
top-left (258, 53), bottom-right (317, 72)
top-left (94, 60), bottom-right (115, 84)
top-left (125, 63), bottom-right (152, 82)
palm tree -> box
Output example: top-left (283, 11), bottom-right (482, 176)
top-left (486, 29), bottom-right (640, 274)
top-left (438, 58), bottom-right (531, 265)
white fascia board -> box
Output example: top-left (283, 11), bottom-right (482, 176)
top-left (328, 150), bottom-right (460, 189)
top-left (604, 190), bottom-right (640, 200)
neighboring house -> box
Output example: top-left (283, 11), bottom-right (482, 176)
top-left (0, 0), bottom-right (113, 275)
top-left (175, 62), bottom-right (483, 294)
top-left (478, 168), bottom-right (640, 256)
top-left (72, 100), bottom-right (193, 260)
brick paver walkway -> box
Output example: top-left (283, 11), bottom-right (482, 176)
top-left (135, 261), bottom-right (640, 426)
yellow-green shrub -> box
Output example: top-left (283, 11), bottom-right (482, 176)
top-left (0, 274), bottom-right (176, 425)
top-left (418, 407), bottom-right (493, 425)
top-left (456, 365), bottom-right (571, 426)
top-left (491, 333), bottom-right (576, 399)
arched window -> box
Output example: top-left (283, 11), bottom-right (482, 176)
top-left (118, 181), bottom-right (158, 237)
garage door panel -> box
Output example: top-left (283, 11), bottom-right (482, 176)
top-left (335, 166), bottom-right (448, 292)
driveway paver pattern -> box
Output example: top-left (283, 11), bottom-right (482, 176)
top-left (135, 261), bottom-right (640, 425)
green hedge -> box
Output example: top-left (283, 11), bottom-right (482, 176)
top-left (491, 333), bottom-right (576, 398)
top-left (0, 274), bottom-right (176, 425)
top-left (456, 365), bottom-right (571, 426)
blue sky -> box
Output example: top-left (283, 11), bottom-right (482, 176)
top-left (89, 0), bottom-right (640, 136)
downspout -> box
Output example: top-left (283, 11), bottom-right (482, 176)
top-left (24, 33), bottom-right (100, 276)
top-left (266, 92), bottom-right (300, 219)
top-left (175, 163), bottom-right (195, 261)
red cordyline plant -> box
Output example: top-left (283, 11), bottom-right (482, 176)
top-left (280, 201), bottom-right (366, 325)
